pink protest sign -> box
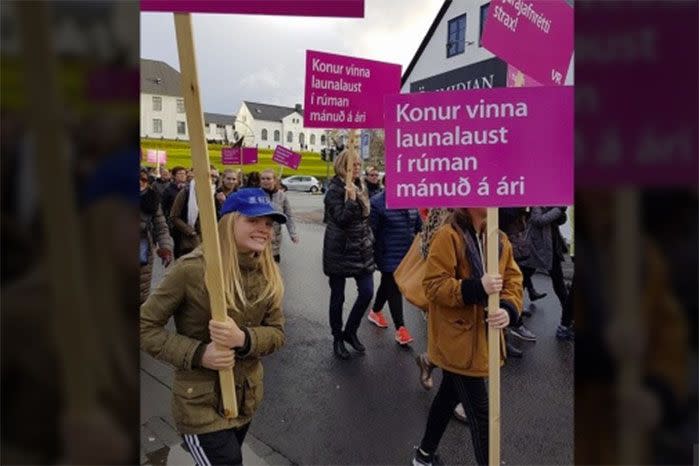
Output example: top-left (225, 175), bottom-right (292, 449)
top-left (146, 149), bottom-right (167, 164)
top-left (222, 147), bottom-right (258, 165)
top-left (272, 146), bottom-right (302, 170)
top-left (384, 86), bottom-right (573, 209)
top-left (304, 50), bottom-right (401, 129)
top-left (141, 0), bottom-right (364, 17)
top-left (482, 0), bottom-right (573, 87)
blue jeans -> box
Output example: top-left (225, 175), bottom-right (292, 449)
top-left (328, 273), bottom-right (374, 338)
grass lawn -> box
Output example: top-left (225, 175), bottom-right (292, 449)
top-left (140, 138), bottom-right (332, 178)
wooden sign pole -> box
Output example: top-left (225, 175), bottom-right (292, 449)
top-left (486, 207), bottom-right (501, 466)
top-left (345, 130), bottom-right (358, 199)
top-left (173, 13), bottom-right (238, 419)
top-left (616, 189), bottom-right (642, 463)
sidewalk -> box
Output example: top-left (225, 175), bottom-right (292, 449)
top-left (140, 352), bottom-right (293, 466)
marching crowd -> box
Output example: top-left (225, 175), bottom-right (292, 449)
top-left (139, 150), bottom-right (573, 466)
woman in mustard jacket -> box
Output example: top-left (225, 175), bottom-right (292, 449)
top-left (413, 208), bottom-right (523, 466)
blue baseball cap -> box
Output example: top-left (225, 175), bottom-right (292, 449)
top-left (220, 188), bottom-right (287, 224)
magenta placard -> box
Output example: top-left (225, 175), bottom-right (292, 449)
top-left (384, 86), bottom-right (573, 209)
top-left (141, 0), bottom-right (364, 17)
top-left (146, 149), bottom-right (167, 164)
top-left (222, 147), bottom-right (258, 165)
top-left (304, 50), bottom-right (401, 129)
top-left (272, 145), bottom-right (302, 170)
top-left (482, 0), bottom-right (573, 87)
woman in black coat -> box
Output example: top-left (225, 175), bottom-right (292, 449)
top-left (322, 150), bottom-right (376, 359)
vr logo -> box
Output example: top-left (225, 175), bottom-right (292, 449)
top-left (551, 69), bottom-right (563, 85)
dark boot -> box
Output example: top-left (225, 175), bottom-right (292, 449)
top-left (343, 331), bottom-right (366, 352)
top-left (333, 337), bottom-right (350, 359)
top-left (506, 338), bottom-right (523, 358)
top-left (528, 288), bottom-right (547, 301)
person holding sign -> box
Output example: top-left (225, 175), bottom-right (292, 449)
top-left (322, 150), bottom-right (376, 360)
top-left (141, 188), bottom-right (287, 466)
top-left (412, 208), bottom-right (522, 466)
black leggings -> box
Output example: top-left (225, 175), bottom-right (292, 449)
top-left (372, 272), bottom-right (405, 329)
top-left (419, 370), bottom-right (489, 466)
top-left (182, 423), bottom-right (250, 466)
top-left (522, 259), bottom-right (570, 326)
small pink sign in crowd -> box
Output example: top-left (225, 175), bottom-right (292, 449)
top-left (482, 0), bottom-right (573, 87)
top-left (304, 50), bottom-right (401, 129)
top-left (272, 145), bottom-right (302, 170)
top-left (146, 149), bottom-right (167, 164)
top-left (222, 147), bottom-right (258, 165)
top-left (383, 86), bottom-right (573, 209)
top-left (140, 0), bottom-right (364, 17)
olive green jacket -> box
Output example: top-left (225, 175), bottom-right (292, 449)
top-left (140, 248), bottom-right (285, 435)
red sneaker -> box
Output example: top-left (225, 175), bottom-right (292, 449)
top-left (367, 310), bottom-right (389, 328)
top-left (395, 326), bottom-right (414, 345)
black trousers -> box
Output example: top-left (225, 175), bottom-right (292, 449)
top-left (182, 423), bottom-right (250, 466)
top-left (328, 273), bottom-right (374, 338)
top-left (419, 370), bottom-right (489, 465)
top-left (372, 272), bottom-right (405, 329)
top-left (522, 259), bottom-right (570, 326)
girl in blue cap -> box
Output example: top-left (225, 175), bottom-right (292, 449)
top-left (141, 188), bottom-right (287, 466)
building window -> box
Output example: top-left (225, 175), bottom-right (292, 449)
top-left (321, 135), bottom-right (326, 145)
top-left (310, 134), bottom-right (316, 145)
top-left (447, 14), bottom-right (466, 57)
top-left (261, 129), bottom-right (268, 141)
top-left (287, 131), bottom-right (293, 143)
top-left (153, 119), bottom-right (162, 134)
top-left (299, 133), bottom-right (305, 146)
top-left (152, 96), bottom-right (162, 111)
top-left (177, 121), bottom-right (186, 135)
top-left (274, 130), bottom-right (280, 142)
top-left (176, 98), bottom-right (185, 113)
top-left (479, 3), bottom-right (490, 47)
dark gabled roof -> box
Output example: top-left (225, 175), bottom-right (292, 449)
top-left (141, 58), bottom-right (182, 97)
top-left (243, 101), bottom-right (301, 122)
top-left (204, 112), bottom-right (235, 126)
top-left (401, 0), bottom-right (452, 87)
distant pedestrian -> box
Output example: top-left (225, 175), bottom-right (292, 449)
top-left (260, 169), bottom-right (299, 263)
top-left (412, 208), bottom-right (522, 466)
top-left (161, 166), bottom-right (188, 219)
top-left (141, 188), bottom-right (287, 466)
top-left (140, 168), bottom-right (173, 304)
top-left (245, 171), bottom-right (261, 188)
top-left (322, 149), bottom-right (376, 360)
top-left (520, 207), bottom-right (572, 339)
top-left (215, 169), bottom-right (238, 219)
top-left (152, 167), bottom-right (171, 196)
top-left (368, 187), bottom-right (421, 345)
top-left (169, 172), bottom-right (217, 258)
top-left (364, 166), bottom-right (383, 199)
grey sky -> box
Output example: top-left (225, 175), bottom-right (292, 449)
top-left (140, 1), bottom-right (442, 114)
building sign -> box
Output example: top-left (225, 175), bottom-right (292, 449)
top-left (409, 57), bottom-right (508, 93)
top-left (304, 50), bottom-right (401, 129)
top-left (384, 86), bottom-right (573, 208)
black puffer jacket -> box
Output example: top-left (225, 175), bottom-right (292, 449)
top-left (322, 176), bottom-right (376, 277)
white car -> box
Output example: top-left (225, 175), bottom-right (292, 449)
top-left (281, 175), bottom-right (322, 193)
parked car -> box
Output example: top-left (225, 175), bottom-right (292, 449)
top-left (281, 175), bottom-right (322, 193)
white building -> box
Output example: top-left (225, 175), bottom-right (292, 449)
top-left (401, 0), bottom-right (573, 94)
top-left (235, 101), bottom-right (328, 152)
top-left (140, 58), bottom-right (235, 142)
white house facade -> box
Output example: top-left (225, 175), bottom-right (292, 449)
top-left (235, 101), bottom-right (328, 152)
top-left (140, 58), bottom-right (236, 142)
top-left (401, 0), bottom-right (573, 94)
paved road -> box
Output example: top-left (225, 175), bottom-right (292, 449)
top-left (141, 192), bottom-right (573, 465)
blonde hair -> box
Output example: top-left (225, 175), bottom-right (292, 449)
top-left (261, 168), bottom-right (278, 180)
top-left (333, 149), bottom-right (354, 178)
top-left (217, 213), bottom-right (284, 311)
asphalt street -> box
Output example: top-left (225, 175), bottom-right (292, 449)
top-left (141, 191), bottom-right (573, 465)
